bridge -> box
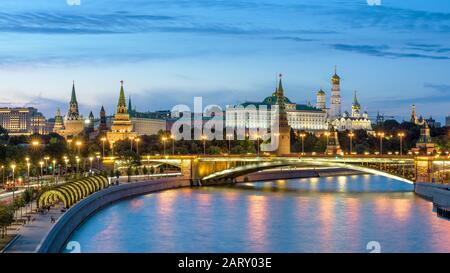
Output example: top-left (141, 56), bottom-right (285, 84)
top-left (105, 154), bottom-right (450, 185)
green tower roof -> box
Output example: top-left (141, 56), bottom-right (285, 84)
top-left (70, 81), bottom-right (77, 104)
top-left (118, 80), bottom-right (127, 108)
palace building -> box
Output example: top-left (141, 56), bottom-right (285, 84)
top-left (226, 75), bottom-right (328, 132)
top-left (106, 81), bottom-right (137, 142)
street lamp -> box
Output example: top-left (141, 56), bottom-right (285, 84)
top-left (67, 139), bottom-right (73, 149)
top-left (377, 132), bottom-right (385, 155)
top-left (64, 158), bottom-right (69, 175)
top-left (201, 135), bottom-right (207, 155)
top-left (170, 135), bottom-right (175, 155)
top-left (11, 164), bottom-right (16, 203)
top-left (89, 157), bottom-right (94, 172)
top-left (324, 132), bottom-right (330, 155)
top-left (76, 158), bottom-right (80, 175)
top-left (96, 155), bottom-right (101, 169)
top-left (129, 136), bottom-right (135, 151)
top-left (101, 137), bottom-right (107, 158)
top-left (398, 132), bottom-right (405, 157)
top-left (52, 160), bottom-right (56, 176)
top-left (299, 133), bottom-right (306, 155)
top-left (44, 156), bottom-right (50, 173)
top-left (254, 133), bottom-right (261, 157)
top-left (110, 140), bottom-right (115, 157)
top-left (161, 136), bottom-right (168, 156)
top-left (75, 141), bottom-right (82, 155)
top-left (348, 132), bottom-right (355, 155)
top-left (1, 165), bottom-right (4, 187)
top-left (39, 161), bottom-right (44, 178)
top-left (135, 138), bottom-right (140, 155)
top-left (226, 134), bottom-right (233, 155)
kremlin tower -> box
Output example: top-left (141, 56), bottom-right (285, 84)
top-left (107, 81), bottom-right (137, 142)
top-left (329, 66), bottom-right (342, 119)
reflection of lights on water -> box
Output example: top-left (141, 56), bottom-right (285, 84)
top-left (129, 198), bottom-right (145, 209)
top-left (337, 176), bottom-right (348, 192)
top-left (247, 195), bottom-right (268, 251)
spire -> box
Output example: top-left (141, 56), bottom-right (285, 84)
top-left (277, 73), bottom-right (284, 95)
top-left (118, 80), bottom-right (126, 108)
top-left (353, 91), bottom-right (360, 106)
top-left (70, 81), bottom-right (77, 104)
top-left (331, 66), bottom-right (340, 84)
top-left (128, 96), bottom-right (132, 112)
top-left (100, 105), bottom-right (105, 113)
top-left (89, 110), bottom-right (94, 119)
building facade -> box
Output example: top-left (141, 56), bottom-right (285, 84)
top-left (446, 115), bottom-right (450, 127)
top-left (226, 76), bottom-right (328, 132)
top-left (128, 97), bottom-right (166, 136)
top-left (331, 91), bottom-right (372, 131)
top-left (0, 107), bottom-right (46, 135)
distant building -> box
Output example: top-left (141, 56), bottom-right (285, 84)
top-left (446, 115), bottom-right (450, 127)
top-left (425, 116), bottom-right (441, 128)
top-left (0, 107), bottom-right (46, 135)
top-left (412, 122), bottom-right (437, 155)
top-left (128, 97), bottom-right (166, 136)
top-left (410, 104), bottom-right (425, 125)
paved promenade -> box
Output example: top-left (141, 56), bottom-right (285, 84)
top-left (3, 207), bottom-right (64, 253)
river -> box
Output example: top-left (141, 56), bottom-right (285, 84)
top-left (66, 174), bottom-right (450, 253)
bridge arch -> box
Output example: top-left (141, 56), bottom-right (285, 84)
top-left (201, 160), bottom-right (414, 185)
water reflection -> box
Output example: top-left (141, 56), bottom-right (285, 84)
top-left (67, 175), bottom-right (450, 253)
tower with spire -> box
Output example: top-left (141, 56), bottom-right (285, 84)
top-left (316, 88), bottom-right (326, 110)
top-left (107, 81), bottom-right (137, 142)
top-left (53, 108), bottom-right (65, 133)
top-left (351, 91), bottom-right (361, 118)
top-left (274, 74), bottom-right (291, 156)
top-left (329, 66), bottom-right (342, 119)
top-left (99, 105), bottom-right (108, 132)
top-left (60, 81), bottom-right (85, 137)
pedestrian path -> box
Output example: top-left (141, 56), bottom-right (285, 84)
top-left (3, 207), bottom-right (64, 253)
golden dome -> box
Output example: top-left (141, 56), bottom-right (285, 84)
top-left (317, 88), bottom-right (325, 96)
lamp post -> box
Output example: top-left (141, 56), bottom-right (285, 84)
top-left (170, 135), bottom-right (175, 155)
top-left (96, 155), bottom-right (101, 169)
top-left (26, 162), bottom-right (31, 213)
top-left (75, 141), bottom-right (82, 156)
top-left (227, 134), bottom-right (233, 155)
top-left (110, 140), bottom-right (115, 157)
top-left (64, 158), bottom-right (69, 176)
top-left (44, 156), bottom-right (50, 174)
top-left (377, 132), bottom-right (385, 155)
top-left (76, 158), bottom-right (80, 175)
top-left (39, 161), bottom-right (44, 179)
top-left (135, 138), bottom-right (140, 155)
top-left (348, 132), bottom-right (355, 155)
top-left (11, 164), bottom-right (16, 204)
top-left (398, 132), bottom-right (405, 157)
top-left (201, 135), bottom-right (207, 155)
top-left (1, 165), bottom-right (4, 188)
top-left (161, 136), bottom-right (167, 156)
top-left (89, 157), bottom-right (94, 173)
top-left (299, 133), bottom-right (306, 155)
top-left (129, 136), bottom-right (135, 151)
top-left (324, 132), bottom-right (330, 154)
top-left (52, 160), bottom-right (56, 177)
top-left (255, 133), bottom-right (261, 157)
top-left (101, 137), bottom-right (107, 158)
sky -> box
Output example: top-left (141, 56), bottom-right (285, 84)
top-left (0, 0), bottom-right (449, 123)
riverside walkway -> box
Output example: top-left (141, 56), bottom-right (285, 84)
top-left (2, 206), bottom-right (64, 253)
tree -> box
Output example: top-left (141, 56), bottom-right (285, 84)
top-left (150, 166), bottom-right (155, 175)
top-left (0, 205), bottom-right (14, 238)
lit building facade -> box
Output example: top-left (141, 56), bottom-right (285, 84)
top-left (331, 91), bottom-right (372, 131)
top-left (0, 107), bottom-right (46, 135)
top-left (226, 76), bottom-right (328, 132)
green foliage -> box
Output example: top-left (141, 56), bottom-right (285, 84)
top-left (150, 166), bottom-right (155, 175)
top-left (142, 166), bottom-right (148, 175)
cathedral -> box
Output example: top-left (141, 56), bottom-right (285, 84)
top-left (326, 69), bottom-right (372, 132)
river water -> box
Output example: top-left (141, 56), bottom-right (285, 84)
top-left (66, 175), bottom-right (450, 253)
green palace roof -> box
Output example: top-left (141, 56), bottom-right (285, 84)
top-left (238, 96), bottom-right (323, 112)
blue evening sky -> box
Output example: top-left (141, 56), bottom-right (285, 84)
top-left (0, 0), bottom-right (449, 122)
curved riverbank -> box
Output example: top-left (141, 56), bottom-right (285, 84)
top-left (37, 177), bottom-right (191, 253)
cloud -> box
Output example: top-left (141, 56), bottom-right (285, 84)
top-left (332, 44), bottom-right (450, 60)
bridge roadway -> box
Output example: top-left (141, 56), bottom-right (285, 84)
top-left (106, 154), bottom-right (417, 185)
